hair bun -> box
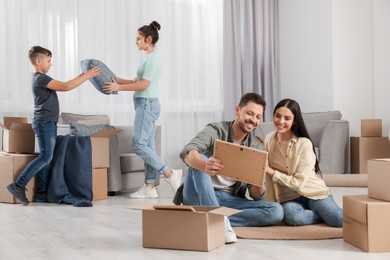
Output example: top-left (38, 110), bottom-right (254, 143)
top-left (150, 21), bottom-right (161, 31)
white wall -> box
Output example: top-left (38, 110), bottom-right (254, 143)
top-left (278, 0), bottom-right (390, 137)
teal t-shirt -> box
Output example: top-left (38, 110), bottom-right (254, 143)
top-left (133, 52), bottom-right (162, 98)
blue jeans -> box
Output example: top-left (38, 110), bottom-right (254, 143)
top-left (282, 195), bottom-right (343, 227)
top-left (132, 97), bottom-right (168, 184)
top-left (15, 120), bottom-right (57, 193)
top-left (182, 158), bottom-right (284, 227)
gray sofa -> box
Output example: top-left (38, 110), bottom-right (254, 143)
top-left (256, 111), bottom-right (349, 174)
top-left (58, 113), bottom-right (161, 195)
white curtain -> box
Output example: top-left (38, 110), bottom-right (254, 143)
top-left (0, 0), bottom-right (223, 168)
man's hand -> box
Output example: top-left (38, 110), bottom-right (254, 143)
top-left (204, 156), bottom-right (224, 176)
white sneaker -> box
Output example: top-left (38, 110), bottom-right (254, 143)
top-left (224, 216), bottom-right (237, 244)
top-left (129, 184), bottom-right (159, 199)
top-left (165, 169), bottom-right (183, 195)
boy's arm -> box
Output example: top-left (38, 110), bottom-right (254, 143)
top-left (47, 67), bottom-right (100, 92)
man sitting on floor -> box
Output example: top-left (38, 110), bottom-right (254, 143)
top-left (178, 92), bottom-right (284, 244)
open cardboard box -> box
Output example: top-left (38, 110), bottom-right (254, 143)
top-left (0, 117), bottom-right (35, 153)
top-left (0, 152), bottom-right (37, 203)
top-left (130, 204), bottom-right (241, 251)
top-left (90, 128), bottom-right (120, 168)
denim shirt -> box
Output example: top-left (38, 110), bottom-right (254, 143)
top-left (180, 121), bottom-right (265, 200)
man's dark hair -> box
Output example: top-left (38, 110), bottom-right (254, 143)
top-left (238, 92), bottom-right (266, 111)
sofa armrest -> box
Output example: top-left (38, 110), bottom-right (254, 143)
top-left (318, 119), bottom-right (349, 174)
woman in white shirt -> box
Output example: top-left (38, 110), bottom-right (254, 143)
top-left (264, 99), bottom-right (343, 227)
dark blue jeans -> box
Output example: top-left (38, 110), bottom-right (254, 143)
top-left (15, 120), bottom-right (57, 193)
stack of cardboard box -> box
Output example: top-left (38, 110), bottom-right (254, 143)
top-left (89, 127), bottom-right (120, 200)
top-left (350, 119), bottom-right (390, 174)
top-left (344, 119), bottom-right (390, 252)
top-left (0, 117), bottom-right (37, 203)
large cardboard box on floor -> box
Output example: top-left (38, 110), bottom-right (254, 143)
top-left (131, 205), bottom-right (241, 251)
top-left (343, 195), bottom-right (390, 252)
top-left (361, 119), bottom-right (382, 137)
top-left (0, 117), bottom-right (35, 153)
top-left (350, 137), bottom-right (390, 173)
top-left (0, 152), bottom-right (37, 203)
top-left (92, 168), bottom-right (107, 200)
top-left (367, 159), bottom-right (390, 201)
top-left (90, 128), bottom-right (120, 168)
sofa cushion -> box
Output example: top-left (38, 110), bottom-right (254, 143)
top-left (80, 59), bottom-right (118, 95)
top-left (120, 153), bottom-right (145, 172)
top-left (302, 111), bottom-right (342, 147)
top-left (70, 122), bottom-right (109, 136)
top-left (59, 113), bottom-right (110, 124)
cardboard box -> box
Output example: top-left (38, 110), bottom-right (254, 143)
top-left (343, 195), bottom-right (390, 252)
top-left (361, 119), bottom-right (382, 137)
top-left (350, 137), bottom-right (390, 173)
top-left (131, 205), bottom-right (241, 251)
top-left (0, 153), bottom-right (37, 203)
top-left (0, 117), bottom-right (35, 153)
top-left (367, 159), bottom-right (390, 201)
top-left (90, 128), bottom-right (120, 168)
top-left (92, 168), bottom-right (107, 200)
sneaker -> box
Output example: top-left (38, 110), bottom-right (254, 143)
top-left (7, 183), bottom-right (29, 205)
top-left (129, 184), bottom-right (159, 199)
top-left (224, 216), bottom-right (237, 244)
top-left (165, 169), bottom-right (183, 195)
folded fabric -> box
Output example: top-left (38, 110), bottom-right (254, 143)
top-left (70, 122), bottom-right (109, 136)
top-left (80, 59), bottom-right (118, 95)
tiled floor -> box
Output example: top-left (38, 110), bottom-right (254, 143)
top-left (0, 181), bottom-right (389, 260)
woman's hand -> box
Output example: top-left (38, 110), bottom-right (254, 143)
top-left (204, 157), bottom-right (224, 176)
top-left (102, 79), bottom-right (119, 93)
top-left (265, 166), bottom-right (275, 177)
top-left (85, 66), bottom-right (101, 79)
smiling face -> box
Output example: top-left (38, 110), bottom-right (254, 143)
top-left (273, 106), bottom-right (295, 135)
top-left (234, 101), bottom-right (264, 134)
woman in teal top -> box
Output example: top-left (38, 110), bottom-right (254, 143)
top-left (103, 21), bottom-right (182, 199)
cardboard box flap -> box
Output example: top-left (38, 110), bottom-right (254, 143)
top-left (153, 205), bottom-right (196, 212)
top-left (128, 204), bottom-right (155, 210)
top-left (208, 206), bottom-right (241, 216)
top-left (8, 123), bottom-right (32, 131)
top-left (371, 158), bottom-right (390, 162)
top-left (3, 117), bottom-right (28, 129)
top-left (90, 128), bottom-right (121, 138)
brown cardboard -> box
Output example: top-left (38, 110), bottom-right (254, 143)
top-left (0, 153), bottom-right (37, 203)
top-left (0, 117), bottom-right (35, 153)
top-left (367, 159), bottom-right (390, 201)
top-left (92, 168), bottom-right (107, 200)
top-left (361, 119), bottom-right (382, 137)
top-left (131, 205), bottom-right (241, 251)
top-left (350, 137), bottom-right (390, 173)
top-left (213, 139), bottom-right (267, 186)
top-left (90, 128), bottom-right (120, 168)
top-left (343, 195), bottom-right (390, 252)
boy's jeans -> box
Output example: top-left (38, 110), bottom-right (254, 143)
top-left (15, 120), bottom-right (57, 193)
top-left (132, 97), bottom-right (168, 184)
top-left (282, 195), bottom-right (343, 227)
top-left (182, 155), bottom-right (284, 227)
